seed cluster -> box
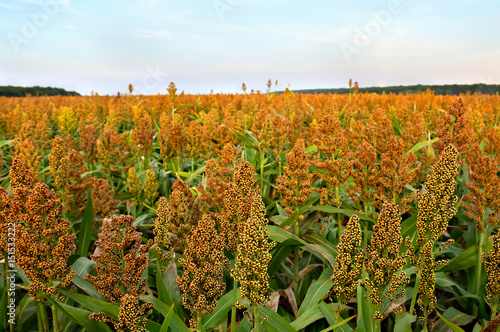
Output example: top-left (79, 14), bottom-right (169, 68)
top-left (375, 136), bottom-right (417, 212)
top-left (177, 214), bottom-right (225, 329)
top-left (127, 167), bottom-right (143, 205)
top-left (435, 97), bottom-right (473, 156)
top-left (312, 115), bottom-right (353, 209)
top-left (49, 136), bottom-right (70, 191)
top-left (153, 196), bottom-right (174, 263)
top-left (330, 215), bottom-right (363, 307)
top-left (463, 143), bottom-right (500, 232)
top-left (277, 138), bottom-right (314, 218)
top-left (86, 215), bottom-right (153, 303)
top-left (361, 203), bottom-right (410, 319)
top-left (482, 233), bottom-right (500, 308)
top-left (219, 160), bottom-right (257, 252)
top-left (163, 178), bottom-right (199, 253)
top-left (8, 158), bottom-right (76, 301)
top-left (144, 169), bottom-right (159, 206)
top-left (415, 145), bottom-right (458, 319)
top-left (232, 188), bottom-right (276, 307)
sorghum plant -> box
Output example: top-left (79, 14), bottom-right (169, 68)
top-left (361, 202), bottom-right (410, 327)
top-left (330, 215), bottom-right (363, 318)
top-left (177, 214), bottom-right (225, 330)
top-left (410, 145), bottom-right (458, 330)
top-left (86, 215), bottom-right (153, 303)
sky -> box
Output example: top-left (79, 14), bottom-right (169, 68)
top-left (1, 0), bottom-right (499, 95)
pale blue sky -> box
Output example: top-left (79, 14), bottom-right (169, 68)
top-left (1, 0), bottom-right (499, 95)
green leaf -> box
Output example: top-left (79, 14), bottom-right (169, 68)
top-left (392, 118), bottom-right (402, 136)
top-left (302, 231), bottom-right (339, 257)
top-left (406, 138), bottom-right (438, 156)
top-left (439, 237), bottom-right (492, 272)
top-left (434, 272), bottom-right (480, 301)
top-left (435, 310), bottom-right (466, 332)
top-left (236, 316), bottom-right (251, 331)
top-left (203, 288), bottom-right (240, 328)
top-left (267, 226), bottom-right (336, 267)
top-left (0, 140), bottom-right (13, 147)
top-left (159, 303), bottom-right (175, 332)
top-left (71, 276), bottom-right (104, 300)
top-left (268, 243), bottom-right (295, 277)
top-left (62, 291), bottom-right (118, 319)
top-left (44, 295), bottom-right (108, 332)
top-left (432, 307), bottom-right (475, 332)
top-left (298, 267), bottom-right (333, 316)
top-left (163, 261), bottom-right (183, 318)
top-left (0, 287), bottom-right (6, 329)
top-left (230, 129), bottom-right (258, 150)
top-left (319, 316), bottom-right (356, 332)
top-left (291, 304), bottom-right (324, 330)
top-left (308, 206), bottom-right (375, 224)
top-left (185, 165), bottom-right (206, 184)
top-left (394, 313), bottom-right (416, 331)
top-left (71, 257), bottom-right (95, 278)
top-left (305, 144), bottom-right (317, 153)
top-left (77, 190), bottom-right (94, 257)
top-left (259, 306), bottom-right (297, 332)
top-left (356, 279), bottom-right (373, 332)
top-left (141, 295), bottom-right (190, 332)
top-left (156, 259), bottom-right (171, 306)
top-left (318, 301), bottom-right (354, 332)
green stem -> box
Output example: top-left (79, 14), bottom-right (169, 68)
top-left (475, 231), bottom-right (485, 295)
top-left (293, 213), bottom-right (300, 300)
top-left (491, 301), bottom-right (498, 321)
top-left (230, 279), bottom-right (238, 332)
top-left (474, 230), bottom-right (485, 317)
top-left (37, 302), bottom-right (50, 332)
top-left (409, 256), bottom-right (426, 315)
top-left (197, 312), bottom-right (202, 332)
top-left (52, 303), bottom-right (59, 332)
top-left (260, 152), bottom-right (264, 196)
top-left (336, 187), bottom-right (342, 239)
top-left (36, 302), bottom-right (43, 332)
top-left (253, 305), bottom-right (260, 332)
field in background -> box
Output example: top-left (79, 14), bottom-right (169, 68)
top-left (0, 88), bottom-right (499, 331)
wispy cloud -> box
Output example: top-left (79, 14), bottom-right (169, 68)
top-left (130, 29), bottom-right (175, 41)
top-left (0, 2), bottom-right (20, 9)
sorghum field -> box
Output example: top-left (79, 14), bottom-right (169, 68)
top-left (1, 86), bottom-right (500, 332)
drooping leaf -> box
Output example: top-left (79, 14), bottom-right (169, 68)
top-left (77, 189), bottom-right (94, 257)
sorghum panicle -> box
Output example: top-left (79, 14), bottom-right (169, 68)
top-left (9, 159), bottom-right (76, 301)
top-left (277, 138), bottom-right (314, 218)
top-left (414, 145), bottom-right (458, 319)
top-left (463, 143), bottom-right (500, 232)
top-left (232, 188), bottom-right (276, 307)
top-left (361, 203), bottom-right (410, 319)
top-left (86, 215), bottom-right (153, 303)
top-left (49, 136), bottom-right (70, 191)
top-left (144, 169), bottom-right (159, 206)
top-left (482, 233), bottom-right (500, 311)
top-left (177, 214), bottom-right (225, 329)
top-left (330, 215), bottom-right (363, 307)
top-left (127, 167), bottom-right (143, 205)
top-left (374, 136), bottom-right (418, 212)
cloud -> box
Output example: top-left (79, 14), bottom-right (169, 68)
top-left (131, 29), bottom-right (175, 41)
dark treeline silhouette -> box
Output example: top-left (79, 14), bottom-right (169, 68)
top-left (0, 86), bottom-right (80, 97)
top-left (288, 84), bottom-right (500, 95)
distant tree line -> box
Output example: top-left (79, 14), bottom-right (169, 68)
top-left (0, 86), bottom-right (80, 97)
top-left (290, 84), bottom-right (500, 95)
